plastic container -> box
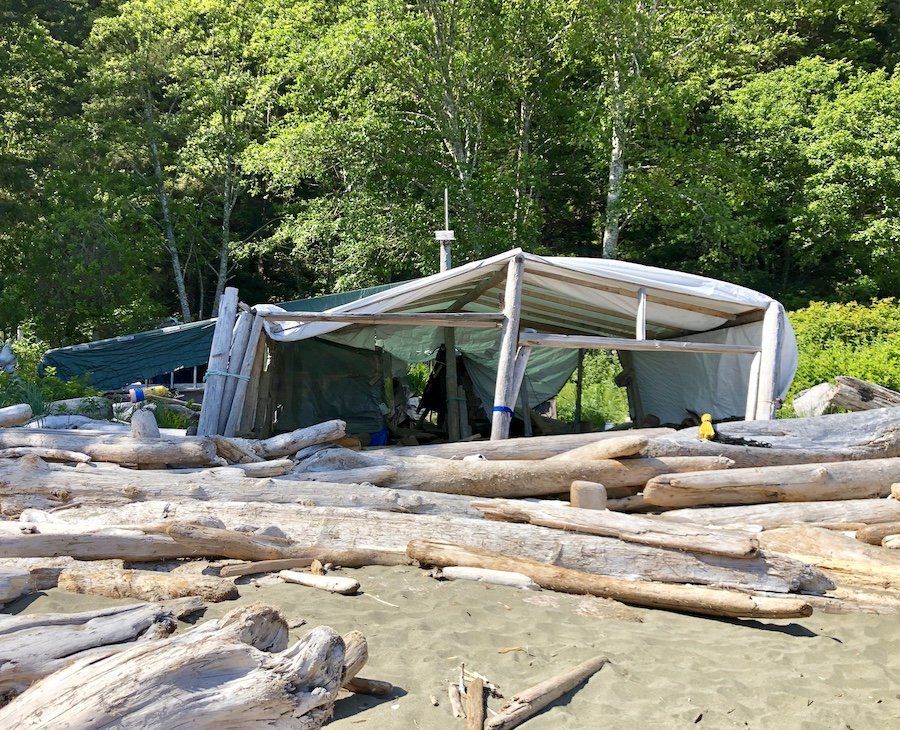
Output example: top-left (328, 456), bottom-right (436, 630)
top-left (128, 385), bottom-right (170, 402)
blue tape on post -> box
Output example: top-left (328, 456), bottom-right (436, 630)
top-left (492, 406), bottom-right (515, 415)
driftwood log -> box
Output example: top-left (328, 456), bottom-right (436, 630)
top-left (0, 430), bottom-right (216, 466)
top-left (32, 501), bottom-right (832, 594)
top-left (758, 526), bottom-right (900, 590)
top-left (0, 568), bottom-right (29, 605)
top-left (0, 603), bottom-right (347, 729)
top-left (856, 522), bottom-right (900, 546)
top-left (0, 458), bottom-right (481, 518)
top-left (407, 540), bottom-right (814, 619)
top-left (303, 455), bottom-right (735, 498)
top-left (57, 566), bottom-right (239, 602)
top-left (549, 435), bottom-right (649, 461)
top-left (470, 499), bottom-right (758, 558)
top-left (378, 427), bottom-right (676, 460)
top-left (0, 599), bottom-right (200, 705)
top-left (249, 420), bottom-right (347, 460)
top-left (0, 404), bottom-right (32, 429)
top-left (643, 458), bottom-right (900, 508)
top-left (0, 447), bottom-right (91, 463)
top-left (659, 498), bottom-right (900, 530)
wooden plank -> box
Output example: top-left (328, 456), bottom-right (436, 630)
top-left (224, 313), bottom-right (265, 437)
top-left (259, 311), bottom-right (503, 328)
top-left (518, 332), bottom-right (760, 355)
top-left (755, 301), bottom-right (784, 420)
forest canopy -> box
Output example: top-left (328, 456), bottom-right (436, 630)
top-left (1, 0), bottom-right (898, 346)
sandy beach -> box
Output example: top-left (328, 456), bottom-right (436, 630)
top-left (5, 564), bottom-right (899, 729)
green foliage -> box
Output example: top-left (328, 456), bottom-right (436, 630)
top-left (555, 352), bottom-right (629, 429)
top-left (788, 299), bottom-right (900, 399)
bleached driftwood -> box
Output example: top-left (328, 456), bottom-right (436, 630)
top-left (660, 408), bottom-right (900, 457)
top-left (0, 447), bottom-right (90, 463)
top-left (792, 382), bottom-right (835, 418)
top-left (659, 498), bottom-right (900, 530)
top-left (883, 535), bottom-right (900, 549)
top-left (0, 557), bottom-right (125, 590)
top-left (641, 439), bottom-right (870, 468)
top-left (438, 566), bottom-right (540, 591)
top-left (0, 458), bottom-right (481, 518)
top-left (303, 456), bottom-right (735, 498)
top-left (470, 499), bottom-right (758, 558)
top-left (485, 656), bottom-right (609, 730)
top-left (549, 435), bottom-right (648, 461)
top-left (34, 501), bottom-right (832, 595)
top-left (407, 540), bottom-right (814, 619)
top-left (130, 409), bottom-right (160, 440)
top-left (569, 481), bottom-right (607, 510)
top-left (643, 458), bottom-right (900, 508)
top-left (759, 526), bottom-right (900, 589)
top-left (830, 376), bottom-right (900, 412)
top-left (0, 430), bottom-right (216, 466)
top-left (0, 568), bottom-right (29, 605)
top-left (220, 559), bottom-right (313, 578)
top-left (0, 599), bottom-right (200, 705)
top-left (58, 566), bottom-right (238, 602)
top-left (279, 570), bottom-right (359, 595)
top-left (252, 420), bottom-right (347, 460)
top-left (0, 603), bottom-right (346, 729)
top-left (856, 522), bottom-right (900, 545)
top-left (213, 434), bottom-right (264, 463)
top-left (0, 404), bottom-right (32, 429)
top-left (378, 428), bottom-right (675, 460)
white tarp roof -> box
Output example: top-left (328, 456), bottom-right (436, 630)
top-left (257, 249), bottom-right (797, 423)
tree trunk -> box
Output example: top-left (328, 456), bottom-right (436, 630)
top-left (470, 499), bottom-right (758, 558)
top-left (601, 69), bottom-right (625, 260)
top-left (30, 501), bottom-right (831, 595)
top-left (304, 455), bottom-right (735, 498)
top-left (407, 540), bottom-right (814, 619)
top-left (643, 458), bottom-right (900, 508)
top-left (0, 604), bottom-right (346, 729)
top-left (0, 600), bottom-right (198, 705)
top-left (144, 96), bottom-right (191, 323)
top-left (829, 376), bottom-right (900, 411)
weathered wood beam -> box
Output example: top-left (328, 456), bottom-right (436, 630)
top-left (518, 332), bottom-right (760, 355)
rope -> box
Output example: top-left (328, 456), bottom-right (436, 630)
top-left (204, 369), bottom-right (250, 382)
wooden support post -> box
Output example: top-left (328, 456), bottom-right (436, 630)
top-left (744, 351), bottom-right (761, 421)
top-left (217, 310), bottom-right (253, 435)
top-left (224, 314), bottom-right (265, 437)
top-left (197, 287), bottom-right (239, 437)
top-left (574, 349), bottom-right (584, 433)
top-left (755, 301), bottom-right (784, 420)
top-left (635, 287), bottom-right (647, 340)
top-left (445, 328), bottom-right (460, 441)
top-left (490, 255), bottom-right (525, 441)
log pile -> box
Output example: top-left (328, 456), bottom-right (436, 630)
top-left (3, 407), bottom-right (900, 725)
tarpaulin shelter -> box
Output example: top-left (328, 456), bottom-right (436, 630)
top-left (206, 249), bottom-right (796, 441)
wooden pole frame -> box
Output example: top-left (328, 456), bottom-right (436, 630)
top-left (197, 287), bottom-right (239, 437)
top-left (636, 287), bottom-right (647, 340)
top-left (258, 312), bottom-right (503, 328)
top-left (744, 351), bottom-right (762, 421)
top-left (518, 332), bottom-right (760, 355)
top-left (754, 301), bottom-right (784, 420)
top-left (490, 255), bottom-right (526, 440)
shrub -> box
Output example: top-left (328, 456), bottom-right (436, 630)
top-left (556, 352), bottom-right (630, 429)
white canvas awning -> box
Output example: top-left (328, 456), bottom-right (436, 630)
top-left (255, 249), bottom-right (797, 426)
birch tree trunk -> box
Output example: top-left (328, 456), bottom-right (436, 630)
top-left (601, 67), bottom-right (625, 260)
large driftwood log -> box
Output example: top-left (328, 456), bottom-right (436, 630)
top-left (0, 599), bottom-right (200, 705)
top-left (0, 447), bottom-right (91, 463)
top-left (856, 522), bottom-right (900, 545)
top-left (641, 439), bottom-right (869, 467)
top-left (663, 408), bottom-right (900, 456)
top-left (0, 603), bottom-right (347, 729)
top-left (252, 420), bottom-right (347, 460)
top-left (0, 404), bottom-right (32, 429)
top-left (35, 501), bottom-right (831, 594)
top-left (758, 526), bottom-right (900, 590)
top-left (0, 458), bottom-right (481, 518)
top-left (0, 568), bottom-right (29, 605)
top-left (549, 435), bottom-right (648, 461)
top-left (304, 456), bottom-right (735, 498)
top-left (659, 498), bottom-right (900, 530)
top-left (643, 458), bottom-right (900, 508)
top-left (0, 557), bottom-right (125, 590)
top-left (58, 566), bottom-right (238, 602)
top-left (407, 540), bottom-right (814, 619)
top-left (0, 430), bottom-right (216, 466)
top-left (830, 376), bottom-right (900, 412)
top-left (378, 427), bottom-right (676, 460)
top-left (470, 499), bottom-right (758, 558)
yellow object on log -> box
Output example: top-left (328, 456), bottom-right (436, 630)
top-left (698, 413), bottom-right (715, 441)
